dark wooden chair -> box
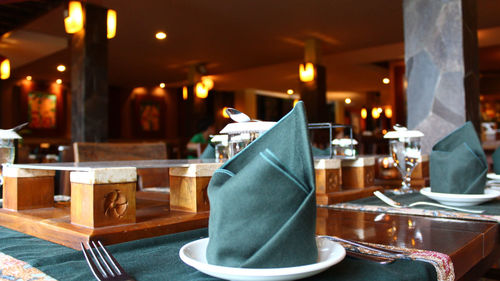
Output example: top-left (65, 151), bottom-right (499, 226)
top-left (73, 142), bottom-right (170, 201)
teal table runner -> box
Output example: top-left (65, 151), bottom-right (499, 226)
top-left (0, 226), bottom-right (436, 281)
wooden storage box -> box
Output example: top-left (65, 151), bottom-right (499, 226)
top-left (341, 156), bottom-right (375, 189)
top-left (314, 158), bottom-right (341, 194)
top-left (70, 167), bottom-right (137, 228)
top-left (169, 163), bottom-right (222, 213)
top-left (2, 167), bottom-right (55, 210)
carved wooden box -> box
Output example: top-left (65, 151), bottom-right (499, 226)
top-left (70, 167), bottom-right (137, 228)
top-left (169, 163), bottom-right (222, 213)
top-left (314, 158), bottom-right (341, 194)
top-left (341, 156), bottom-right (375, 189)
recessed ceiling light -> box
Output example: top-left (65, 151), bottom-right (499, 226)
top-left (382, 77), bottom-right (390, 84)
top-left (345, 98), bottom-right (351, 104)
top-left (287, 89), bottom-right (294, 95)
top-left (159, 83), bottom-right (165, 88)
top-left (155, 31), bottom-right (167, 40)
top-left (57, 64), bottom-right (66, 72)
top-left (26, 75), bottom-right (32, 81)
top-left (56, 79), bottom-right (62, 84)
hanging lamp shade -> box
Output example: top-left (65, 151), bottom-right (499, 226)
top-left (0, 57), bottom-right (10, 80)
top-left (107, 9), bottom-right (117, 39)
top-left (64, 1), bottom-right (83, 34)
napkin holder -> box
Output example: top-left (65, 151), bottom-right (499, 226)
top-left (341, 156), bottom-right (375, 189)
top-left (219, 122), bottom-right (276, 158)
top-left (70, 167), bottom-right (137, 228)
top-left (2, 166), bottom-right (55, 210)
top-left (169, 163), bottom-right (222, 212)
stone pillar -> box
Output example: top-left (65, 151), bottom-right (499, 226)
top-left (403, 0), bottom-right (480, 153)
top-left (71, 3), bottom-right (109, 142)
top-left (299, 39), bottom-right (328, 123)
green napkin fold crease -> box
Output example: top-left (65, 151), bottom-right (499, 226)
top-left (206, 101), bottom-right (318, 268)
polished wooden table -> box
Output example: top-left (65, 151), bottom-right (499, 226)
top-left (316, 207), bottom-right (499, 280)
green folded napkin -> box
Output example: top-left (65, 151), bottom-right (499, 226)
top-left (200, 143), bottom-right (215, 159)
top-left (206, 101), bottom-right (318, 268)
top-left (430, 122), bottom-right (487, 194)
top-left (494, 146), bottom-right (500, 175)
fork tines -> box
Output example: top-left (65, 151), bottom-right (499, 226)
top-left (81, 240), bottom-right (132, 281)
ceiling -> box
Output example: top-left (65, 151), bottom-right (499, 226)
top-left (2, 0), bottom-right (500, 98)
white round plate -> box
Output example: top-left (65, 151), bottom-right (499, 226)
top-left (487, 173), bottom-right (500, 181)
top-left (420, 187), bottom-right (500, 206)
top-left (179, 237), bottom-right (345, 281)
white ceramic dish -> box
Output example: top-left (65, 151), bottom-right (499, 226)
top-left (420, 187), bottom-right (500, 206)
top-left (487, 173), bottom-right (500, 181)
top-left (179, 237), bottom-right (345, 281)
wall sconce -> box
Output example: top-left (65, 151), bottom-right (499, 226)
top-left (299, 62), bottom-right (315, 82)
top-left (222, 107), bottom-right (230, 118)
top-left (202, 77), bottom-right (214, 90)
top-left (385, 107), bottom-right (393, 118)
top-left (64, 1), bottom-right (84, 34)
top-left (107, 9), bottom-right (117, 39)
top-left (182, 86), bottom-right (188, 100)
top-left (0, 57), bottom-right (10, 80)
top-left (361, 108), bottom-right (367, 119)
top-left (371, 108), bottom-right (381, 119)
top-left (195, 82), bottom-right (208, 98)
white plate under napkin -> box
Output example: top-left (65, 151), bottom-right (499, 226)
top-left (179, 237), bottom-right (345, 281)
top-left (420, 187), bottom-right (500, 206)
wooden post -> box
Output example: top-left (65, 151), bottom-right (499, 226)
top-left (2, 167), bottom-right (55, 210)
top-left (169, 163), bottom-right (222, 213)
top-left (70, 167), bottom-right (136, 228)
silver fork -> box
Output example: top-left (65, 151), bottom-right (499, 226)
top-left (81, 241), bottom-right (136, 281)
top-left (374, 191), bottom-right (484, 214)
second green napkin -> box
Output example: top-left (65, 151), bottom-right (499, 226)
top-left (493, 146), bottom-right (500, 175)
top-left (206, 101), bottom-right (318, 268)
top-left (430, 122), bottom-right (487, 194)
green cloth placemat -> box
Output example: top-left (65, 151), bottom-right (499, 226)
top-left (0, 226), bottom-right (436, 281)
top-left (350, 193), bottom-right (500, 216)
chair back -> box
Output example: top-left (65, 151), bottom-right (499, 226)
top-left (73, 142), bottom-right (167, 162)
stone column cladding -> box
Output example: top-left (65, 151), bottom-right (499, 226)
top-left (71, 3), bottom-right (109, 142)
top-left (403, 0), bottom-right (480, 154)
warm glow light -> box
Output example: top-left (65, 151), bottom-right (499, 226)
top-left (159, 83), bottom-right (165, 88)
top-left (287, 89), bottom-right (294, 95)
top-left (26, 76), bottom-right (32, 81)
top-left (107, 9), bottom-right (117, 39)
top-left (202, 77), bottom-right (214, 90)
top-left (56, 79), bottom-right (62, 84)
top-left (182, 86), bottom-right (188, 100)
top-left (382, 129), bottom-right (387, 135)
top-left (345, 98), bottom-right (351, 104)
top-left (195, 82), bottom-right (208, 98)
top-left (222, 107), bottom-right (230, 118)
top-left (293, 99), bottom-right (300, 107)
top-left (361, 108), bottom-right (367, 119)
top-left (372, 108), bottom-right (381, 119)
top-left (385, 107), bottom-right (393, 118)
top-left (299, 62), bottom-right (315, 82)
top-left (382, 77), bottom-right (390, 84)
top-left (377, 107), bottom-right (383, 113)
top-left (0, 58), bottom-right (10, 80)
top-left (156, 31), bottom-right (167, 40)
top-left (64, 1), bottom-right (83, 34)
top-left (57, 64), bottom-right (66, 72)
